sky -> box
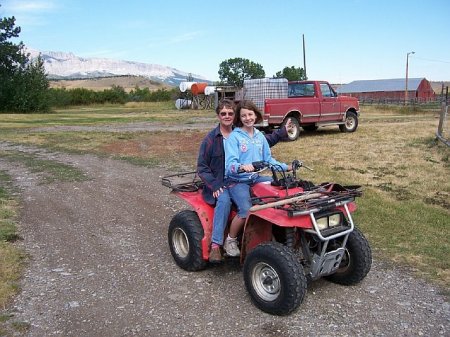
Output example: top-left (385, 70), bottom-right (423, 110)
top-left (1, 0), bottom-right (450, 84)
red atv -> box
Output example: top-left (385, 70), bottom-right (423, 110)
top-left (162, 161), bottom-right (372, 315)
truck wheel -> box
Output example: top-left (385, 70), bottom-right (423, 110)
top-left (168, 210), bottom-right (206, 271)
top-left (325, 227), bottom-right (372, 285)
top-left (283, 117), bottom-right (300, 141)
top-left (339, 111), bottom-right (358, 132)
top-left (243, 242), bottom-right (307, 315)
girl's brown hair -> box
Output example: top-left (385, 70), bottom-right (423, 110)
top-left (234, 100), bottom-right (263, 127)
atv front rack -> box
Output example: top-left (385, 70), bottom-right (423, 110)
top-left (161, 171), bottom-right (203, 192)
top-left (251, 184), bottom-right (362, 215)
top-left (283, 187), bottom-right (362, 217)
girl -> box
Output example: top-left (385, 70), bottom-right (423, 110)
top-left (223, 100), bottom-right (289, 256)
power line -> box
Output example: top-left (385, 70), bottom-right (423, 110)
top-left (412, 56), bottom-right (450, 64)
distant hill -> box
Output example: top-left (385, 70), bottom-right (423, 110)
top-left (49, 75), bottom-right (171, 92)
top-left (28, 48), bottom-right (210, 87)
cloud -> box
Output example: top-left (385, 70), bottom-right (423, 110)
top-left (2, 0), bottom-right (59, 27)
top-left (168, 31), bottom-right (203, 44)
top-left (5, 0), bottom-right (56, 13)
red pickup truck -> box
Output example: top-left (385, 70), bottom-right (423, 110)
top-left (242, 79), bottom-right (360, 141)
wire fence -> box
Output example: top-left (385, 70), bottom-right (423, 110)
top-left (359, 98), bottom-right (449, 107)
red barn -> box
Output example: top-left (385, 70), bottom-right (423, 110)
top-left (336, 78), bottom-right (435, 102)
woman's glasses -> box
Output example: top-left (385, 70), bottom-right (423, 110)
top-left (220, 112), bottom-right (235, 117)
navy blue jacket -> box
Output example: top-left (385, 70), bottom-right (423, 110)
top-left (197, 125), bottom-right (288, 205)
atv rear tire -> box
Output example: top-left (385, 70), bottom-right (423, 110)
top-left (168, 210), bottom-right (206, 271)
top-left (243, 242), bottom-right (307, 315)
top-left (325, 227), bottom-right (372, 285)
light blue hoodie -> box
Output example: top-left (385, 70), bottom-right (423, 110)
top-left (225, 127), bottom-right (288, 181)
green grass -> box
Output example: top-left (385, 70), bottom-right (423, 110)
top-left (0, 171), bottom-right (26, 310)
top-left (0, 151), bottom-right (88, 184)
top-left (0, 101), bottom-right (216, 130)
top-left (355, 188), bottom-right (449, 286)
top-left (0, 171), bottom-right (19, 243)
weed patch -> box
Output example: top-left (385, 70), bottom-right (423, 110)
top-left (355, 188), bottom-right (450, 288)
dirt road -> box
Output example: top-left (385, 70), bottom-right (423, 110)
top-left (0, 142), bottom-right (448, 336)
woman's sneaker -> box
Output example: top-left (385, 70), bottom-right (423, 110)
top-left (224, 237), bottom-right (240, 257)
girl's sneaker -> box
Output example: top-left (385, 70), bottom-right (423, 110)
top-left (224, 237), bottom-right (240, 257)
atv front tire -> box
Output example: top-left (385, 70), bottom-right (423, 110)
top-left (243, 242), bottom-right (307, 315)
top-left (168, 210), bottom-right (206, 271)
top-left (325, 227), bottom-right (372, 285)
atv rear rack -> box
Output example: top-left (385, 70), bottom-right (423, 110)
top-left (161, 171), bottom-right (203, 192)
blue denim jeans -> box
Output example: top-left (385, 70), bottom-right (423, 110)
top-left (211, 188), bottom-right (231, 246)
top-left (226, 175), bottom-right (272, 218)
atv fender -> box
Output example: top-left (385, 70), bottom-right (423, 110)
top-left (174, 191), bottom-right (214, 260)
top-left (241, 214), bottom-right (273, 262)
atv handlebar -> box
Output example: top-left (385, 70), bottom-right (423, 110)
top-left (238, 160), bottom-right (313, 173)
top-left (291, 160), bottom-right (313, 172)
top-left (237, 160), bottom-right (315, 190)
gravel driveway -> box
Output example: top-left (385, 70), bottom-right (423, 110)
top-left (0, 142), bottom-right (448, 337)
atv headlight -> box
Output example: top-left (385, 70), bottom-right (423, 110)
top-left (329, 213), bottom-right (342, 227)
top-left (316, 217), bottom-right (328, 230)
top-left (316, 213), bottom-right (342, 230)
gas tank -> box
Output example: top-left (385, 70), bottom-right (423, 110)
top-left (251, 181), bottom-right (304, 198)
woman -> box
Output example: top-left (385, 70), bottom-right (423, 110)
top-left (223, 100), bottom-right (289, 256)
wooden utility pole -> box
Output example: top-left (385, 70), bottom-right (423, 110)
top-left (302, 34), bottom-right (307, 80)
top-left (405, 51), bottom-right (415, 105)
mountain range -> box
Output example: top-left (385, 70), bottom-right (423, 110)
top-left (27, 48), bottom-right (208, 87)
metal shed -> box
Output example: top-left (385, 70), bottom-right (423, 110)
top-left (336, 78), bottom-right (435, 102)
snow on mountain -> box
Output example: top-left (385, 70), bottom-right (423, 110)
top-left (27, 48), bottom-right (209, 86)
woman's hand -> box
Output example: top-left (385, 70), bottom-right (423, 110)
top-left (284, 118), bottom-right (294, 133)
top-left (213, 187), bottom-right (223, 198)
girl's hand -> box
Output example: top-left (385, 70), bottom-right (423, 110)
top-left (239, 164), bottom-right (255, 172)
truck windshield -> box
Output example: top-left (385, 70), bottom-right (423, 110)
top-left (288, 83), bottom-right (315, 97)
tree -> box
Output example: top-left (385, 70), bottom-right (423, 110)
top-left (0, 9), bottom-right (49, 112)
top-left (274, 66), bottom-right (307, 81)
top-left (9, 55), bottom-right (49, 112)
top-left (218, 57), bottom-right (265, 88)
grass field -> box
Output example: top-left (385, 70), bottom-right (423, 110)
top-left (0, 102), bottom-right (449, 309)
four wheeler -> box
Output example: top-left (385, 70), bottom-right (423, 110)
top-left (161, 160), bottom-right (372, 315)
